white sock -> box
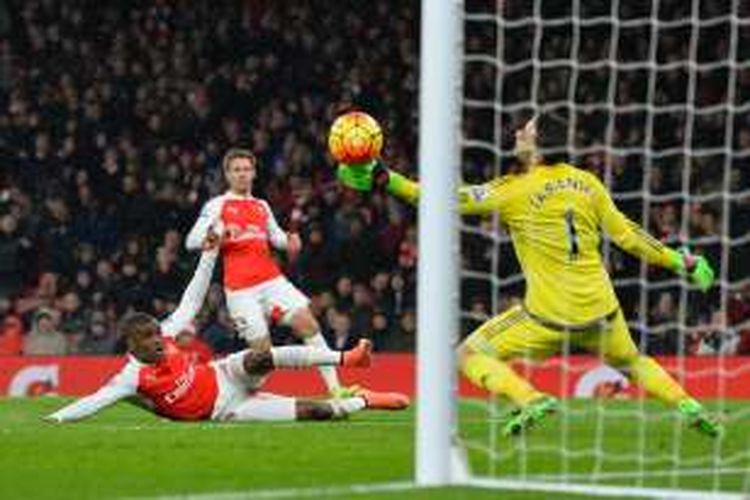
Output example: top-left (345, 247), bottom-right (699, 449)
top-left (304, 332), bottom-right (342, 392)
top-left (270, 346), bottom-right (341, 369)
top-left (329, 397), bottom-right (367, 417)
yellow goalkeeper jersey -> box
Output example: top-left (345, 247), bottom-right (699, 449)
top-left (456, 163), bottom-right (675, 325)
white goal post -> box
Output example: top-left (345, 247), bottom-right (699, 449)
top-left (415, 0), bottom-right (463, 486)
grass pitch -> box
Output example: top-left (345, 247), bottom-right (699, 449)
top-left (0, 398), bottom-right (748, 499)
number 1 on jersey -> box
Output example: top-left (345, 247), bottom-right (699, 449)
top-left (565, 208), bottom-right (580, 261)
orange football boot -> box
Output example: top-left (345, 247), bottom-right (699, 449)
top-left (341, 339), bottom-right (373, 368)
top-left (356, 388), bottom-right (410, 410)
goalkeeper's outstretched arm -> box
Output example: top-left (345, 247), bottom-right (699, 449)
top-left (337, 162), bottom-right (499, 215)
top-left (590, 175), bottom-right (715, 291)
top-left (338, 161), bottom-right (714, 292)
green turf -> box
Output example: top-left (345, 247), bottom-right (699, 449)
top-left (460, 399), bottom-right (750, 493)
top-left (0, 398), bottom-right (747, 499)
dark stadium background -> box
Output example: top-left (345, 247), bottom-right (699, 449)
top-left (0, 0), bottom-right (748, 360)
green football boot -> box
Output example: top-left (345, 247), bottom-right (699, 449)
top-left (330, 385), bottom-right (362, 399)
top-left (678, 399), bottom-right (724, 438)
top-left (501, 395), bottom-right (559, 437)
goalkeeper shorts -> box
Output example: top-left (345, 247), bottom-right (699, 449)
top-left (464, 304), bottom-right (640, 364)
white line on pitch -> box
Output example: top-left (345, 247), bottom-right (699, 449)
top-left (468, 477), bottom-right (746, 500)
top-left (128, 481), bottom-right (417, 500)
top-left (529, 467), bottom-right (750, 481)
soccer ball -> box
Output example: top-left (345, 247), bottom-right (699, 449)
top-left (328, 111), bottom-right (383, 164)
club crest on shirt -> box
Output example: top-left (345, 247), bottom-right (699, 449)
top-left (468, 185), bottom-right (489, 202)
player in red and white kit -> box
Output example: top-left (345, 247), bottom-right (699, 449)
top-left (45, 251), bottom-right (408, 423)
top-left (185, 148), bottom-right (352, 397)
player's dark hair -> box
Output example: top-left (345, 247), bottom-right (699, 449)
top-left (118, 312), bottom-right (160, 343)
top-left (536, 108), bottom-right (570, 164)
top-left (222, 147), bottom-right (257, 172)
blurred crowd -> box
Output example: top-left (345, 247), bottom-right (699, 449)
top-left (0, 0), bottom-right (419, 356)
top-left (0, 0), bottom-right (748, 357)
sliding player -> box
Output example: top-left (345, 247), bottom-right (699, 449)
top-left (45, 251), bottom-right (408, 423)
top-left (337, 110), bottom-right (722, 438)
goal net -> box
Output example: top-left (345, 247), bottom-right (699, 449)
top-left (454, 0), bottom-right (750, 497)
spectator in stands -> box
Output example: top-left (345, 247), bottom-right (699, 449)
top-left (736, 328), bottom-right (750, 355)
top-left (370, 272), bottom-right (391, 308)
top-left (325, 309), bottom-right (358, 351)
top-left (77, 311), bottom-right (117, 355)
top-left (333, 276), bottom-right (354, 313)
top-left (296, 224), bottom-right (336, 293)
top-left (0, 213), bottom-right (30, 299)
top-left (387, 272), bottom-right (414, 319)
top-left (378, 208), bottom-right (408, 265)
top-left (24, 308), bottom-right (67, 356)
top-left (728, 284), bottom-right (750, 329)
top-left (350, 283), bottom-right (374, 337)
top-left (15, 272), bottom-right (59, 317)
top-left (0, 313), bottom-right (24, 356)
top-left (462, 296), bottom-right (490, 336)
top-left (648, 292), bottom-right (679, 354)
top-left (338, 216), bottom-right (378, 282)
top-left (385, 309), bottom-right (416, 352)
top-left (150, 247), bottom-right (184, 307)
top-left (696, 311), bottom-right (739, 356)
top-left (369, 310), bottom-right (392, 352)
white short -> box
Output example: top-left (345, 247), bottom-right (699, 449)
top-left (225, 277), bottom-right (310, 342)
top-left (210, 350), bottom-right (296, 421)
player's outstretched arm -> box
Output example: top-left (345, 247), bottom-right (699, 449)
top-left (160, 250), bottom-right (218, 337)
top-left (338, 161), bottom-right (419, 204)
top-left (44, 367), bottom-right (138, 423)
top-left (337, 161), bottom-right (499, 216)
top-left (592, 177), bottom-right (715, 292)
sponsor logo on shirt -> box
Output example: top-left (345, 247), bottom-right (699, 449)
top-left (225, 223), bottom-right (267, 242)
top-left (164, 364), bottom-right (195, 404)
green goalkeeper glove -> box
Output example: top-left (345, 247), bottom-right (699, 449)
top-left (668, 247), bottom-right (715, 292)
top-left (338, 161), bottom-right (419, 205)
top-left (336, 161), bottom-right (391, 192)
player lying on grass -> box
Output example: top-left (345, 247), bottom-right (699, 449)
top-left (45, 251), bottom-right (408, 423)
top-left (337, 109), bottom-right (722, 438)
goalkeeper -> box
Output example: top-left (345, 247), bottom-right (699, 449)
top-left (337, 110), bottom-right (722, 438)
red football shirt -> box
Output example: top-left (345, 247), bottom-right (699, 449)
top-left (132, 339), bottom-right (218, 421)
top-left (186, 193), bottom-right (289, 291)
top-left (220, 197), bottom-right (283, 290)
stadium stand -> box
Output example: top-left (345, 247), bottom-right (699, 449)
top-left (0, 0), bottom-right (748, 356)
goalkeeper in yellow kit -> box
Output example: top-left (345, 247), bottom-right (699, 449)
top-left (337, 110), bottom-right (722, 438)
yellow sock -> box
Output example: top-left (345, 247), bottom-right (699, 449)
top-left (626, 356), bottom-right (688, 406)
top-left (462, 353), bottom-right (543, 407)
